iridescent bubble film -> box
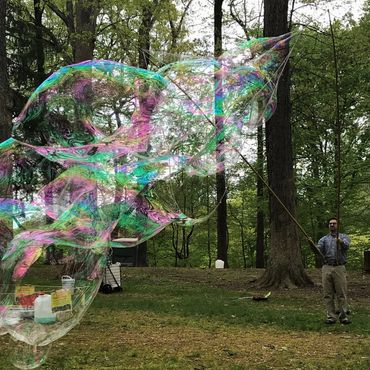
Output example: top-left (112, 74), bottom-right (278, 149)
top-left (0, 34), bottom-right (291, 368)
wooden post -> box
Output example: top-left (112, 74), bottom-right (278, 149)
top-left (364, 251), bottom-right (370, 273)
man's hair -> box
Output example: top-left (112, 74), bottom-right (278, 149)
top-left (328, 217), bottom-right (338, 223)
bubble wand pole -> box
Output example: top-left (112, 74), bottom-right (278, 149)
top-left (328, 10), bottom-right (342, 261)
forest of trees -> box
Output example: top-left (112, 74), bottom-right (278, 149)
top-left (0, 0), bottom-right (369, 287)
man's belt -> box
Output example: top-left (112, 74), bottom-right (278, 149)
top-left (325, 262), bottom-right (344, 266)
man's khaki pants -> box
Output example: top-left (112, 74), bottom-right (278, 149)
top-left (322, 264), bottom-right (348, 321)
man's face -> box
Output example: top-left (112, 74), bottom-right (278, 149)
top-left (329, 219), bottom-right (337, 233)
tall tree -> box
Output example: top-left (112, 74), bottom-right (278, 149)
top-left (0, 0), bottom-right (10, 143)
top-left (168, 0), bottom-right (193, 54)
top-left (257, 0), bottom-right (313, 288)
top-left (0, 0), bottom-right (13, 257)
top-left (46, 0), bottom-right (100, 62)
top-left (255, 124), bottom-right (265, 268)
top-left (34, 0), bottom-right (46, 84)
top-left (42, 1), bottom-right (100, 264)
top-left (135, 0), bottom-right (161, 266)
top-left (74, 0), bottom-right (98, 61)
top-left (228, 0), bottom-right (266, 268)
top-left (214, 0), bottom-right (229, 267)
top-left (138, 1), bottom-right (157, 69)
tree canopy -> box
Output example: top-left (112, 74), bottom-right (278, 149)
top-left (0, 0), bottom-right (369, 274)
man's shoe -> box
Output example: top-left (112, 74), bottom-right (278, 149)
top-left (336, 310), bottom-right (351, 315)
top-left (325, 318), bottom-right (336, 324)
top-left (340, 318), bottom-right (351, 325)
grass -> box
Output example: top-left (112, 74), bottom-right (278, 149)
top-left (1, 267), bottom-right (370, 369)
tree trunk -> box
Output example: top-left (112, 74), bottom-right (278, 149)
top-left (0, 0), bottom-right (13, 257)
top-left (34, 0), bottom-right (46, 85)
top-left (168, 0), bottom-right (193, 54)
top-left (214, 0), bottom-right (229, 267)
top-left (257, 0), bottom-right (313, 288)
top-left (134, 1), bottom-right (159, 267)
top-left (47, 0), bottom-right (98, 62)
top-left (0, 0), bottom-right (10, 144)
top-left (206, 177), bottom-right (212, 268)
top-left (240, 198), bottom-right (247, 268)
top-left (138, 4), bottom-right (155, 69)
top-left (228, 0), bottom-right (265, 268)
top-left (34, 0), bottom-right (57, 264)
top-left (74, 0), bottom-right (98, 62)
top-left (228, 202), bottom-right (246, 267)
top-left (255, 125), bottom-right (265, 268)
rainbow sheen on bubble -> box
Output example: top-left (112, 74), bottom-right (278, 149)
top-left (0, 34), bottom-right (291, 368)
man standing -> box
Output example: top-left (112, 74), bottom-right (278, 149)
top-left (317, 217), bottom-right (351, 324)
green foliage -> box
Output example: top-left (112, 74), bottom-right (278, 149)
top-left (291, 16), bottom-right (370, 264)
top-left (4, 0), bottom-right (370, 269)
top-left (95, 0), bottom-right (198, 66)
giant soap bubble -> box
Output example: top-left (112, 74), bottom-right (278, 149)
top-left (0, 34), bottom-right (291, 368)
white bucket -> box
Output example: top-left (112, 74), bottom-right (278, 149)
top-left (61, 275), bottom-right (75, 294)
top-left (215, 259), bottom-right (224, 269)
top-left (3, 307), bottom-right (21, 325)
top-left (34, 294), bottom-right (56, 324)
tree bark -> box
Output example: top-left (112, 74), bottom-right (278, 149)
top-left (34, 0), bottom-right (46, 85)
top-left (46, 0), bottom-right (98, 62)
top-left (0, 0), bottom-right (10, 143)
top-left (206, 178), bottom-right (212, 268)
top-left (168, 0), bottom-right (193, 54)
top-left (255, 125), bottom-right (265, 268)
top-left (214, 0), bottom-right (229, 267)
top-left (34, 0), bottom-right (58, 264)
top-left (74, 0), bottom-right (98, 62)
top-left (138, 2), bottom-right (157, 69)
top-left (0, 0), bottom-right (13, 257)
top-left (257, 0), bottom-right (313, 288)
top-left (228, 0), bottom-right (265, 268)
top-left (135, 1), bottom-right (160, 266)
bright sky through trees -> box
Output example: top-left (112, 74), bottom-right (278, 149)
top-left (186, 0), bottom-right (366, 51)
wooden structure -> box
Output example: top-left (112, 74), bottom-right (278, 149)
top-left (111, 238), bottom-right (139, 267)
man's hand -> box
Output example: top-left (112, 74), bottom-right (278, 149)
top-left (336, 238), bottom-right (344, 246)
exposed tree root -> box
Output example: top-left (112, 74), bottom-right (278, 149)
top-left (256, 267), bottom-right (314, 289)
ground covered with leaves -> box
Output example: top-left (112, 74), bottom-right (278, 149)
top-left (1, 267), bottom-right (369, 369)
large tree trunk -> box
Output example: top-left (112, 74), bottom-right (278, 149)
top-left (134, 1), bottom-right (160, 267)
top-left (0, 0), bottom-right (13, 258)
top-left (45, 1), bottom-right (100, 264)
top-left (206, 178), bottom-right (212, 268)
top-left (255, 125), bottom-right (265, 268)
top-left (0, 0), bottom-right (10, 144)
top-left (138, 4), bottom-right (155, 70)
top-left (214, 0), bottom-right (229, 267)
top-left (74, 0), bottom-right (98, 62)
top-left (34, 0), bottom-right (57, 264)
top-left (228, 0), bottom-right (265, 269)
top-left (257, 0), bottom-right (313, 288)
top-left (47, 0), bottom-right (98, 63)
